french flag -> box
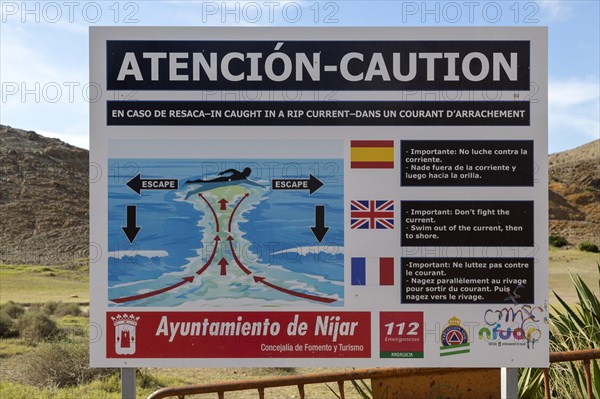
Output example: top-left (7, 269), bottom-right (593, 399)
top-left (351, 257), bottom-right (395, 286)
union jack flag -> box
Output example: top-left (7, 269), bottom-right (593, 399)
top-left (350, 200), bottom-right (395, 229)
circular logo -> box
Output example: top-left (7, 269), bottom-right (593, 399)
top-left (441, 325), bottom-right (468, 346)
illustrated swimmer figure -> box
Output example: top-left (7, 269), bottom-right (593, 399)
top-left (186, 167), bottom-right (252, 184)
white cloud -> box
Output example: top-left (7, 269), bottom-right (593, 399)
top-left (1, 25), bottom-right (86, 83)
top-left (549, 77), bottom-right (600, 143)
top-left (537, 0), bottom-right (572, 22)
top-left (549, 77), bottom-right (600, 107)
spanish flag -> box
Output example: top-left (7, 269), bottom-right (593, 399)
top-left (350, 140), bottom-right (394, 169)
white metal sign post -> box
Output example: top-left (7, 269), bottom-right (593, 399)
top-left (120, 368), bottom-right (135, 399)
top-left (90, 27), bottom-right (548, 377)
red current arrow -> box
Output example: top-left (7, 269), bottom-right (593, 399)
top-left (218, 258), bottom-right (229, 276)
top-left (110, 276), bottom-right (194, 304)
top-left (218, 198), bottom-right (229, 211)
top-left (227, 236), bottom-right (252, 275)
top-left (253, 276), bottom-right (336, 304)
top-left (196, 235), bottom-right (221, 276)
top-left (198, 193), bottom-right (220, 232)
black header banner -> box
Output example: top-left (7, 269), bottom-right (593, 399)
top-left (107, 40), bottom-right (530, 91)
top-left (106, 101), bottom-right (529, 126)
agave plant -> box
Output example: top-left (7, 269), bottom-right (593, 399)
top-left (519, 264), bottom-right (600, 398)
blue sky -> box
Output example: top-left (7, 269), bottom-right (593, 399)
top-left (1, 1), bottom-right (598, 153)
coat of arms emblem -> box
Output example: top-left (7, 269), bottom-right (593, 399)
top-left (112, 314), bottom-right (139, 355)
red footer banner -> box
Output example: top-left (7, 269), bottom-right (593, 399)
top-left (107, 311), bottom-right (371, 358)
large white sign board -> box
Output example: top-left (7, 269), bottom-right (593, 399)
top-left (90, 27), bottom-right (548, 367)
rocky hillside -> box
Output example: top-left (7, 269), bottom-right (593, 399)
top-left (549, 139), bottom-right (599, 247)
top-left (0, 125), bottom-right (598, 264)
top-left (0, 125), bottom-right (88, 265)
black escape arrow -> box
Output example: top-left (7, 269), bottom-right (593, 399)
top-left (272, 174), bottom-right (324, 195)
top-left (127, 174), bottom-right (179, 195)
top-left (310, 205), bottom-right (329, 243)
top-left (122, 205), bottom-right (140, 243)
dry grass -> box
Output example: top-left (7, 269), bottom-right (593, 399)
top-left (0, 264), bottom-right (88, 304)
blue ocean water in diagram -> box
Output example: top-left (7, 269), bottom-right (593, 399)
top-left (107, 159), bottom-right (344, 307)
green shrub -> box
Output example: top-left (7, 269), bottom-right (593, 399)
top-left (91, 372), bottom-right (121, 393)
top-left (55, 302), bottom-right (82, 317)
top-left (5, 340), bottom-right (116, 388)
top-left (0, 301), bottom-right (25, 319)
top-left (549, 234), bottom-right (568, 248)
top-left (40, 301), bottom-right (81, 317)
top-left (0, 311), bottom-right (16, 337)
top-left (58, 316), bottom-right (89, 340)
top-left (16, 311), bottom-right (61, 343)
top-left (579, 242), bottom-right (599, 253)
top-left (138, 369), bottom-right (167, 390)
top-left (42, 301), bottom-right (59, 315)
top-left (25, 303), bottom-right (44, 313)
